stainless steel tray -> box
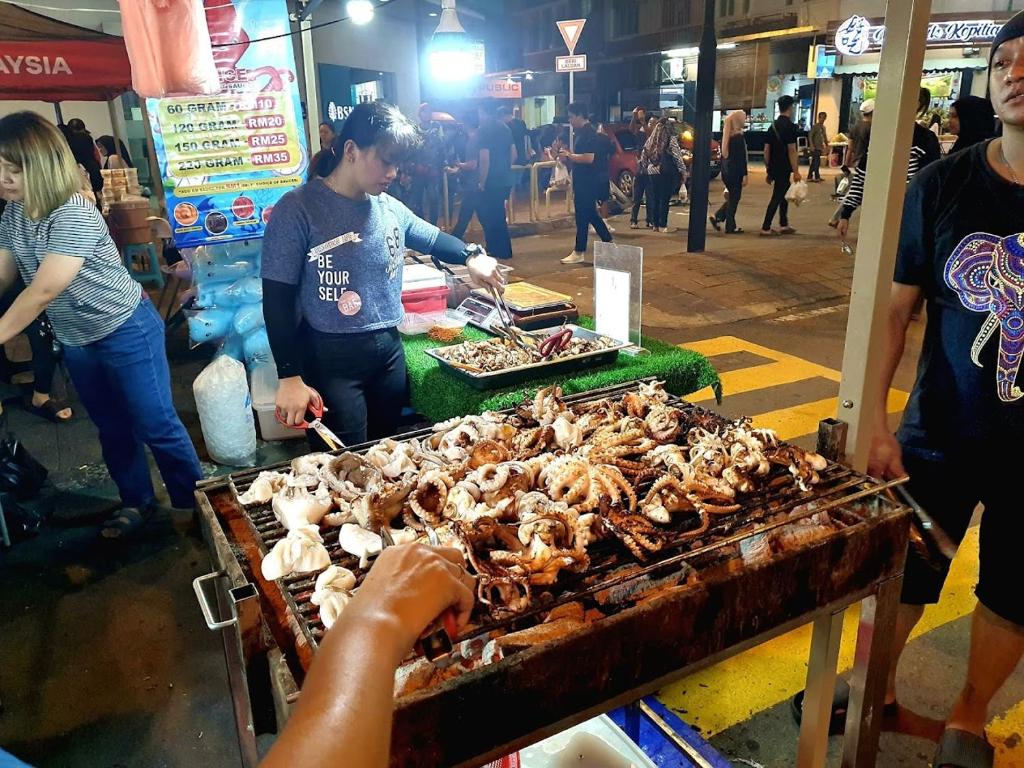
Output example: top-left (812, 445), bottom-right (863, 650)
top-left (425, 325), bottom-right (628, 390)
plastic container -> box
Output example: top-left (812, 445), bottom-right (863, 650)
top-left (250, 362), bottom-right (302, 442)
top-left (398, 310), bottom-right (447, 336)
top-left (401, 263), bottom-right (446, 292)
top-left (401, 284), bottom-right (449, 315)
top-left (107, 198), bottom-right (152, 245)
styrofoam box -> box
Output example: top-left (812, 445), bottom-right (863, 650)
top-left (519, 715), bottom-right (656, 768)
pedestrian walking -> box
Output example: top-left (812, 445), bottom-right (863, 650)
top-left (559, 103), bottom-right (613, 264)
top-left (411, 103), bottom-right (446, 225)
top-left (475, 102), bottom-right (514, 259)
top-left (760, 95), bottom-right (801, 236)
top-left (808, 111), bottom-right (828, 182)
top-left (449, 112), bottom-right (481, 239)
top-left (709, 110), bottom-right (748, 234)
top-left (836, 87), bottom-right (941, 240)
top-left (949, 95), bottom-right (997, 154)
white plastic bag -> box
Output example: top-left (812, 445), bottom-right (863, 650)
top-left (193, 356), bottom-right (257, 467)
top-left (786, 180), bottom-right (809, 206)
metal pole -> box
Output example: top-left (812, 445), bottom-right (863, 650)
top-left (687, 0), bottom-right (717, 253)
top-left (107, 98), bottom-right (126, 152)
top-left (835, 0), bottom-right (932, 472)
top-left (569, 71), bottom-right (575, 151)
top-left (300, 15), bottom-right (320, 152)
top-left (53, 102), bottom-right (63, 124)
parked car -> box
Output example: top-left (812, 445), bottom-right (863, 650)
top-left (675, 122), bottom-right (721, 179)
top-left (607, 127), bottom-right (640, 197)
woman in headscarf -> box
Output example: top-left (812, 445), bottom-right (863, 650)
top-left (710, 110), bottom-right (748, 234)
top-left (948, 95), bottom-right (997, 155)
top-left (641, 118), bottom-right (686, 233)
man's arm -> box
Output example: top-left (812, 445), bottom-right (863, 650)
top-left (867, 282), bottom-right (921, 478)
top-left (0, 253), bottom-right (82, 345)
top-left (260, 545), bottom-right (475, 768)
top-left (788, 142), bottom-right (801, 181)
top-left (477, 147), bottom-right (490, 189)
top-left (563, 152), bottom-right (596, 165)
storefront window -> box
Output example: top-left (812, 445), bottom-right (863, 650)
top-left (851, 71), bottom-right (963, 129)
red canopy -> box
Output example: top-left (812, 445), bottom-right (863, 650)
top-left (0, 6), bottom-right (131, 101)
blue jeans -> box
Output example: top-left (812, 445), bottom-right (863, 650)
top-left (63, 299), bottom-right (202, 509)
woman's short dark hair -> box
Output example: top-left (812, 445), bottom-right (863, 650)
top-left (317, 102), bottom-right (421, 177)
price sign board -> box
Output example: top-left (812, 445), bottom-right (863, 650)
top-left (147, 0), bottom-right (308, 247)
top-left (555, 55), bottom-right (587, 73)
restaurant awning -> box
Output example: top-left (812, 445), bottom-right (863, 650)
top-left (0, 5), bottom-right (131, 101)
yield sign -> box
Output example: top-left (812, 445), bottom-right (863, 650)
top-left (556, 18), bottom-right (586, 54)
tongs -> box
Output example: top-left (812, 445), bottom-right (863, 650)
top-left (486, 284), bottom-right (540, 358)
top-left (378, 526), bottom-right (460, 666)
top-left (884, 482), bottom-right (958, 566)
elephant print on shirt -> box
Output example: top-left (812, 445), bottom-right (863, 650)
top-left (944, 232), bottom-right (1024, 403)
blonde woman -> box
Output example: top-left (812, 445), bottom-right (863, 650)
top-left (710, 110), bottom-right (749, 234)
top-left (0, 111), bottom-right (201, 538)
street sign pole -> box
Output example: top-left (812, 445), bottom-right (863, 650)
top-left (556, 18), bottom-right (586, 152)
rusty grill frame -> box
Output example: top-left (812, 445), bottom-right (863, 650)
top-left (194, 379), bottom-right (911, 768)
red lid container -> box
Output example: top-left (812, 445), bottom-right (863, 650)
top-left (401, 284), bottom-right (450, 316)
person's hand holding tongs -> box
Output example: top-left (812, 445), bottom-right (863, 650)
top-left (275, 387), bottom-right (346, 451)
top-left (464, 243), bottom-right (504, 292)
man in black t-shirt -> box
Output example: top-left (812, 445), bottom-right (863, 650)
top-left (475, 103), bottom-right (515, 259)
top-left (760, 95), bottom-right (801, 235)
top-left (558, 103), bottom-right (613, 264)
top-left (861, 15), bottom-right (1024, 766)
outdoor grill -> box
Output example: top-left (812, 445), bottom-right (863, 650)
top-left (193, 380), bottom-right (911, 768)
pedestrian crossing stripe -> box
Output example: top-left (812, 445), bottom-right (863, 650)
top-left (655, 336), bottom-right (999, 754)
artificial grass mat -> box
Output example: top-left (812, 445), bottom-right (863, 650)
top-left (403, 317), bottom-right (721, 423)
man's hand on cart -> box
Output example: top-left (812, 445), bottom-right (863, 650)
top-left (465, 246), bottom-right (505, 293)
top-left (867, 429), bottom-right (906, 480)
top-left (276, 376), bottom-right (321, 427)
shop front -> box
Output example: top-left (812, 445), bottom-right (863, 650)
top-left (825, 11), bottom-right (1010, 133)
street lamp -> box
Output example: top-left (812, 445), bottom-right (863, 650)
top-left (345, 0), bottom-right (374, 25)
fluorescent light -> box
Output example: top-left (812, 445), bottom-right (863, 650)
top-left (429, 48), bottom-right (475, 81)
top-left (717, 42), bottom-right (737, 49)
top-left (663, 47), bottom-right (699, 57)
top-left (346, 0), bottom-right (374, 24)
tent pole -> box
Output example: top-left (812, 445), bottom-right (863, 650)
top-left (107, 98), bottom-right (126, 152)
top-left (53, 102), bottom-right (63, 125)
top-left (835, 0), bottom-right (932, 473)
top-left (300, 15), bottom-right (320, 152)
top-left (138, 101), bottom-right (167, 216)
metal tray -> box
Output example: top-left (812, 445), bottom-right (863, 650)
top-left (426, 325), bottom-right (628, 390)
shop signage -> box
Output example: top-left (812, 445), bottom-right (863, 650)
top-left (147, 0), bottom-right (308, 248)
top-left (555, 54), bottom-right (587, 73)
top-left (327, 102), bottom-right (355, 121)
top-left (471, 77), bottom-right (522, 99)
top-left (0, 39), bottom-right (131, 100)
top-left (832, 14), bottom-right (1004, 56)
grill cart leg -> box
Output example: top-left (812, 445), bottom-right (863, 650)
top-left (796, 608), bottom-right (844, 768)
top-left (842, 575), bottom-right (903, 768)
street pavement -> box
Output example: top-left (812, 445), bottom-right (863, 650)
top-left (1, 167), bottom-right (1021, 767)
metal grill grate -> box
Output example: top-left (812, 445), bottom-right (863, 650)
top-left (209, 380), bottom-right (893, 655)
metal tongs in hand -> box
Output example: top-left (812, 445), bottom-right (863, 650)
top-left (378, 526), bottom-right (460, 667)
top-left (486, 284), bottom-right (540, 358)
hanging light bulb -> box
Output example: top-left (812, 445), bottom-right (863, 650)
top-left (346, 0), bottom-right (374, 25)
top-left (429, 0), bottom-right (474, 82)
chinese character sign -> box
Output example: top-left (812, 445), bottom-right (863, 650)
top-left (147, 0), bottom-right (308, 247)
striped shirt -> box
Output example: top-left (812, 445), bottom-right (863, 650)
top-left (0, 194), bottom-right (141, 346)
top-left (841, 124), bottom-right (941, 219)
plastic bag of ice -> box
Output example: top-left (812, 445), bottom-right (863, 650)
top-left (192, 355), bottom-right (257, 467)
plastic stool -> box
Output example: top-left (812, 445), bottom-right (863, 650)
top-left (122, 242), bottom-right (164, 288)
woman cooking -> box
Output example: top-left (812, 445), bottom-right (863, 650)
top-left (262, 102), bottom-right (504, 447)
top-left (0, 112), bottom-right (202, 538)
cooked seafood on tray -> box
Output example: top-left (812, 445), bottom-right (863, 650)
top-left (236, 382), bottom-right (830, 628)
top-left (432, 330), bottom-right (618, 372)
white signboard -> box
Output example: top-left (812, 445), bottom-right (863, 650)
top-left (594, 267), bottom-right (631, 345)
top-left (833, 14), bottom-right (1004, 56)
top-left (556, 55), bottom-right (587, 73)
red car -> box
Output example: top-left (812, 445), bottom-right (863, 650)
top-left (607, 127), bottom-right (640, 197)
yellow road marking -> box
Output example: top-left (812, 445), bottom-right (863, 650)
top-left (749, 391), bottom-right (910, 441)
top-left (991, 701), bottom-right (1024, 765)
